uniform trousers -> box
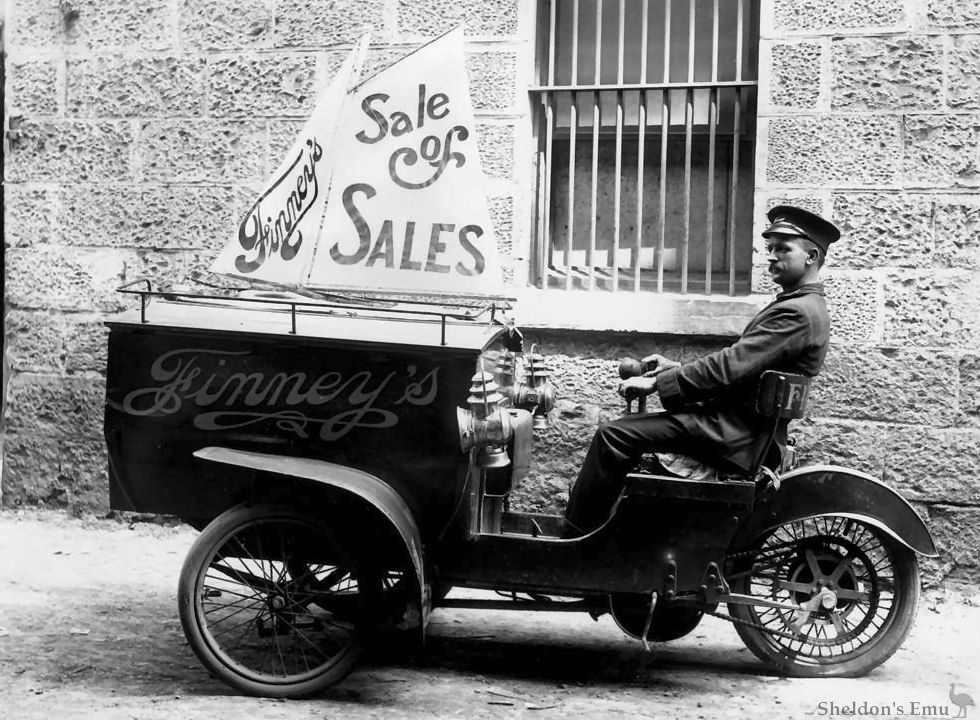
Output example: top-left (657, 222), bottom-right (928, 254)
top-left (564, 411), bottom-right (747, 534)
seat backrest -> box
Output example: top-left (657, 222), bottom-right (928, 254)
top-left (755, 370), bottom-right (812, 420)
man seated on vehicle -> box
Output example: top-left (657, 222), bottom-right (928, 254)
top-left (564, 205), bottom-right (840, 536)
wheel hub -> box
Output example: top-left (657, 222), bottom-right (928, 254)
top-left (268, 594), bottom-right (287, 611)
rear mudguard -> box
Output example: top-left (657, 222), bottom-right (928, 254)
top-left (193, 446), bottom-right (428, 635)
top-left (731, 464), bottom-right (937, 556)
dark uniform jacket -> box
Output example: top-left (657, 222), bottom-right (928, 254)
top-left (654, 283), bottom-right (830, 472)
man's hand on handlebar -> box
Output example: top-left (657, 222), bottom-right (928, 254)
top-left (640, 353), bottom-right (680, 375)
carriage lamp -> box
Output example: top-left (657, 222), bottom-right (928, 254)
top-left (456, 370), bottom-right (513, 468)
top-left (508, 352), bottom-right (556, 429)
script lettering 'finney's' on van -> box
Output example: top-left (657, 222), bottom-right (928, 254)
top-left (120, 348), bottom-right (440, 441)
top-left (235, 138), bottom-right (324, 274)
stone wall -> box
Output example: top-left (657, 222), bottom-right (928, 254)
top-left (3, 0), bottom-right (978, 586)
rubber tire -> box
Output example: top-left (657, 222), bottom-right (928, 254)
top-left (178, 503), bottom-right (369, 698)
top-left (730, 527), bottom-right (920, 678)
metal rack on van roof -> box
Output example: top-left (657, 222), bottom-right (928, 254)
top-left (116, 278), bottom-right (511, 347)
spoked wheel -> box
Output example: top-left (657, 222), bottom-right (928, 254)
top-left (178, 504), bottom-right (376, 697)
top-left (728, 515), bottom-right (920, 677)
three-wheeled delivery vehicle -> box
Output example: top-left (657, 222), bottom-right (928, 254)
top-left (104, 281), bottom-right (937, 698)
top-left (103, 25), bottom-right (936, 699)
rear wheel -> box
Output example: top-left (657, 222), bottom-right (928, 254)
top-left (178, 504), bottom-right (376, 697)
top-left (728, 515), bottom-right (920, 677)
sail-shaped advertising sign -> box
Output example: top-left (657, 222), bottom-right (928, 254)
top-left (209, 36), bottom-right (369, 286)
top-left (211, 28), bottom-right (505, 300)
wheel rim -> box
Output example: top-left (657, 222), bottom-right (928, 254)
top-left (734, 516), bottom-right (902, 667)
top-left (193, 516), bottom-right (363, 686)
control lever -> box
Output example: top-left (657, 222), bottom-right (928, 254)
top-left (618, 357), bottom-right (654, 414)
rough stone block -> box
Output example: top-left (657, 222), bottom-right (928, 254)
top-left (137, 120), bottom-right (267, 183)
top-left (3, 185), bottom-right (59, 248)
top-left (510, 469), bottom-right (571, 514)
top-left (791, 420), bottom-right (884, 476)
top-left (830, 193), bottom-right (935, 269)
top-left (4, 120), bottom-right (134, 182)
top-left (903, 114), bottom-right (980, 188)
top-left (179, 0), bottom-right (273, 50)
top-left (476, 123), bottom-right (514, 180)
top-left (881, 427), bottom-right (980, 504)
top-left (397, 0), bottom-right (519, 37)
top-left (207, 54), bottom-right (320, 117)
top-left (267, 118), bottom-right (305, 168)
top-left (4, 373), bottom-right (107, 438)
top-left (68, 56), bottom-right (205, 118)
top-left (925, 505), bottom-right (980, 570)
top-left (0, 434), bottom-right (109, 513)
top-left (60, 183), bottom-right (244, 251)
top-left (763, 196), bottom-right (826, 216)
top-left (7, 59), bottom-right (60, 115)
top-left (810, 346), bottom-right (959, 426)
top-left (64, 317), bottom-right (111, 373)
top-left (771, 0), bottom-right (906, 31)
top-left (8, 0), bottom-right (173, 51)
top-left (926, 0), bottom-right (980, 28)
top-left (488, 196), bottom-right (513, 254)
top-left (121, 249), bottom-right (203, 290)
top-left (767, 117), bottom-right (901, 186)
top-left (934, 198), bottom-right (980, 269)
top-left (767, 42), bottom-right (821, 110)
top-left (274, 0), bottom-right (384, 48)
top-left (5, 246), bottom-right (127, 312)
top-left (361, 46), bottom-right (421, 81)
top-left (947, 36), bottom-right (980, 111)
top-left (4, 311), bottom-right (65, 373)
top-left (6, 0), bottom-right (63, 48)
top-left (960, 354), bottom-right (980, 427)
top-left (882, 270), bottom-right (980, 348)
top-left (832, 36), bottom-right (942, 111)
top-left (822, 274), bottom-right (879, 344)
top-left (466, 52), bottom-right (517, 112)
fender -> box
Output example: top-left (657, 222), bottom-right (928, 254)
top-left (732, 464), bottom-right (937, 557)
top-left (193, 446), bottom-right (429, 634)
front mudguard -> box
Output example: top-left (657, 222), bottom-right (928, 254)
top-left (731, 464), bottom-right (937, 556)
top-left (193, 447), bottom-right (428, 636)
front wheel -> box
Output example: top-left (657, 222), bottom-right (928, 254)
top-left (727, 515), bottom-right (920, 677)
top-left (178, 504), bottom-right (375, 697)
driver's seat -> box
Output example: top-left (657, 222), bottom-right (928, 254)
top-left (630, 370), bottom-right (813, 485)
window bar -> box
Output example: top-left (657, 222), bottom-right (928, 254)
top-left (680, 0), bottom-right (696, 294)
top-left (542, 97), bottom-right (555, 287)
top-left (611, 0), bottom-right (626, 291)
top-left (728, 88), bottom-right (742, 296)
top-left (542, 0), bottom-right (557, 288)
top-left (587, 0), bottom-right (603, 291)
top-left (656, 0), bottom-right (672, 293)
top-left (728, 0), bottom-right (745, 295)
top-left (634, 0), bottom-right (649, 293)
top-left (705, 0), bottom-right (719, 295)
top-left (564, 0), bottom-right (581, 291)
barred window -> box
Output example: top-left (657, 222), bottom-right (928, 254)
top-left (531, 0), bottom-right (760, 294)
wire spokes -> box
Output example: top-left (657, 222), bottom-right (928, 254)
top-left (736, 516), bottom-right (899, 664)
top-left (196, 518), bottom-right (363, 683)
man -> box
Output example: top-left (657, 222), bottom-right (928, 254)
top-left (564, 205), bottom-right (840, 535)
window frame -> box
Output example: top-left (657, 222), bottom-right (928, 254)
top-left (527, 0), bottom-right (761, 298)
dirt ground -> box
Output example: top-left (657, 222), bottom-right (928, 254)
top-left (1, 510), bottom-right (978, 720)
